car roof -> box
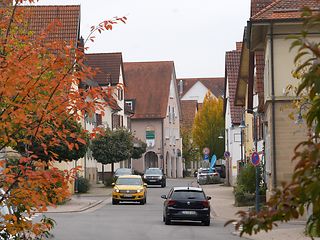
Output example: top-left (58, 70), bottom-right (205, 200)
top-left (117, 174), bottom-right (141, 179)
top-left (172, 186), bottom-right (203, 192)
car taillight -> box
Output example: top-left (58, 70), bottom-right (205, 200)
top-left (202, 200), bottom-right (210, 208)
top-left (167, 199), bottom-right (176, 206)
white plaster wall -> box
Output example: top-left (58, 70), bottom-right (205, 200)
top-left (225, 79), bottom-right (241, 185)
top-left (181, 81), bottom-right (212, 103)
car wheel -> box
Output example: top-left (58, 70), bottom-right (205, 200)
top-left (144, 196), bottom-right (147, 204)
top-left (203, 218), bottom-right (210, 226)
top-left (112, 198), bottom-right (118, 205)
top-left (164, 216), bottom-right (171, 225)
top-left (162, 215), bottom-right (165, 222)
top-left (161, 181), bottom-right (166, 188)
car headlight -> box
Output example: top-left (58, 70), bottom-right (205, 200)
top-left (136, 188), bottom-right (143, 193)
top-left (114, 189), bottom-right (120, 193)
top-left (157, 176), bottom-right (162, 179)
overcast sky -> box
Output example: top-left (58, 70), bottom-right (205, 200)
top-left (30, 0), bottom-right (250, 78)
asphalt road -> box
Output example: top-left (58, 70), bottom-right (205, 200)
top-left (44, 178), bottom-right (239, 240)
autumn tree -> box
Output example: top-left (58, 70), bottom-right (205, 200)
top-left (192, 92), bottom-right (225, 160)
top-left (14, 117), bottom-right (89, 162)
top-left (181, 127), bottom-right (200, 170)
top-left (0, 0), bottom-right (126, 238)
top-left (229, 8), bottom-right (320, 238)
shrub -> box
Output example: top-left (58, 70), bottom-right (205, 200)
top-left (77, 176), bottom-right (90, 193)
top-left (234, 164), bottom-right (266, 206)
top-left (103, 177), bottom-right (115, 187)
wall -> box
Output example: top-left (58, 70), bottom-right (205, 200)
top-left (181, 81), bottom-right (211, 103)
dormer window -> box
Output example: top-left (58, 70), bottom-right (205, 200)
top-left (125, 100), bottom-right (134, 111)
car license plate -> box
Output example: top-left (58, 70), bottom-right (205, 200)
top-left (149, 180), bottom-right (156, 182)
top-left (123, 194), bottom-right (132, 197)
top-left (181, 211), bottom-right (196, 215)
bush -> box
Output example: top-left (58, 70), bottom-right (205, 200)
top-left (234, 164), bottom-right (266, 206)
top-left (77, 176), bottom-right (90, 193)
top-left (234, 185), bottom-right (255, 206)
top-left (103, 177), bottom-right (115, 187)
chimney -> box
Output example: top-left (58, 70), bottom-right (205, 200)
top-left (251, 0), bottom-right (273, 17)
top-left (236, 42), bottom-right (242, 51)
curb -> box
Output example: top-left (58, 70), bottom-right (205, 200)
top-left (45, 198), bottom-right (109, 214)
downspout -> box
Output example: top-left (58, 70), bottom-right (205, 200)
top-left (270, 23), bottom-right (277, 189)
top-left (161, 120), bottom-right (165, 171)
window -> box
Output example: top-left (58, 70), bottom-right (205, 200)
top-left (168, 106), bottom-right (171, 123)
top-left (96, 113), bottom-right (102, 126)
top-left (125, 101), bottom-right (133, 110)
top-left (117, 88), bottom-right (123, 101)
top-left (172, 107), bottom-right (175, 124)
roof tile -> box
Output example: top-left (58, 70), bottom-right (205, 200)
top-left (180, 100), bottom-right (198, 130)
top-left (177, 78), bottom-right (224, 98)
top-left (85, 53), bottom-right (123, 86)
top-left (21, 5), bottom-right (80, 45)
top-left (124, 61), bottom-right (174, 119)
top-left (225, 50), bottom-right (243, 124)
top-left (251, 0), bottom-right (320, 20)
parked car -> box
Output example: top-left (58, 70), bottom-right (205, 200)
top-left (112, 175), bottom-right (147, 205)
top-left (161, 186), bottom-right (211, 226)
top-left (143, 168), bottom-right (166, 187)
top-left (197, 168), bottom-right (220, 185)
top-left (113, 168), bottom-right (133, 180)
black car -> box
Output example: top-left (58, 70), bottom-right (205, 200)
top-left (161, 187), bottom-right (211, 226)
top-left (143, 168), bottom-right (166, 187)
top-left (113, 168), bottom-right (133, 180)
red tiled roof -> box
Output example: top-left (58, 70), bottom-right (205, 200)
top-left (251, 0), bottom-right (320, 21)
top-left (124, 61), bottom-right (175, 119)
top-left (21, 5), bottom-right (80, 45)
top-left (180, 100), bottom-right (198, 130)
top-left (225, 50), bottom-right (243, 124)
top-left (177, 78), bottom-right (225, 98)
top-left (255, 51), bottom-right (265, 112)
top-left (251, 0), bottom-right (274, 16)
top-left (85, 53), bottom-right (124, 86)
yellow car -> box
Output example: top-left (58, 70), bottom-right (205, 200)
top-left (112, 175), bottom-right (147, 205)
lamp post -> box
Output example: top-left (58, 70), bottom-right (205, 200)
top-left (240, 108), bottom-right (262, 212)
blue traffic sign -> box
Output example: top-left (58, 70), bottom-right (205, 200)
top-left (251, 152), bottom-right (260, 166)
top-left (224, 151), bottom-right (230, 158)
top-left (204, 154), bottom-right (209, 161)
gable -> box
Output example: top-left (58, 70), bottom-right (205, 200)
top-left (124, 61), bottom-right (174, 119)
top-left (181, 81), bottom-right (211, 103)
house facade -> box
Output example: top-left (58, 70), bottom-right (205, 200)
top-left (242, 0), bottom-right (319, 197)
top-left (124, 61), bottom-right (183, 177)
top-left (224, 42), bottom-right (243, 186)
top-left (177, 77), bottom-right (224, 172)
top-left (83, 52), bottom-right (130, 182)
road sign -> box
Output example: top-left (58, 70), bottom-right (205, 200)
top-left (224, 151), bottom-right (230, 158)
top-left (203, 154), bottom-right (209, 161)
top-left (203, 147), bottom-right (210, 155)
top-left (251, 152), bottom-right (260, 166)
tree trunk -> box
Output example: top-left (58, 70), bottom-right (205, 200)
top-left (111, 162), bottom-right (114, 175)
top-left (102, 164), bottom-right (104, 184)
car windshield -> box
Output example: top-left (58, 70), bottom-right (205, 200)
top-left (115, 169), bottom-right (132, 175)
top-left (171, 190), bottom-right (206, 200)
top-left (145, 169), bottom-right (162, 174)
top-left (116, 178), bottom-right (142, 185)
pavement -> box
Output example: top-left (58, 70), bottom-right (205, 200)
top-left (45, 180), bottom-right (318, 240)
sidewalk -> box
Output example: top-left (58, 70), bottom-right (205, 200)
top-left (202, 183), bottom-right (318, 240)
top-left (46, 183), bottom-right (112, 213)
